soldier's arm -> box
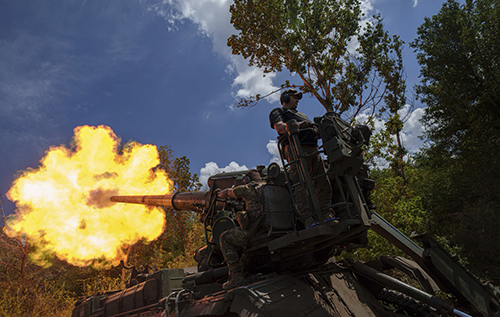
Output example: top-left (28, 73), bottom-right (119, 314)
top-left (273, 120), bottom-right (311, 135)
top-left (218, 188), bottom-right (236, 199)
top-left (273, 121), bottom-right (287, 134)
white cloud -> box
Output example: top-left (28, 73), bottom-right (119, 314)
top-left (399, 105), bottom-right (424, 153)
top-left (153, 0), bottom-right (233, 55)
top-left (203, 111), bottom-right (212, 119)
top-left (231, 58), bottom-right (279, 102)
top-left (199, 141), bottom-right (282, 190)
top-left (360, 0), bottom-right (375, 15)
top-left (266, 140), bottom-right (282, 165)
top-left (199, 161), bottom-right (248, 189)
top-left (152, 0), bottom-right (383, 105)
top-left (413, 0), bottom-right (418, 8)
top-left (153, 0), bottom-right (279, 103)
top-left (355, 112), bottom-right (385, 133)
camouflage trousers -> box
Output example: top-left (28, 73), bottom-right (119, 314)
top-left (219, 218), bottom-right (267, 274)
top-left (219, 226), bottom-right (249, 274)
top-left (284, 144), bottom-right (333, 222)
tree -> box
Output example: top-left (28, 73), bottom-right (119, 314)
top-left (411, 0), bottom-right (500, 157)
top-left (228, 0), bottom-right (408, 177)
top-left (124, 145), bottom-right (205, 270)
top-left (228, 0), bottom-right (405, 116)
top-left (411, 0), bottom-right (500, 283)
top-left (156, 145), bottom-right (202, 193)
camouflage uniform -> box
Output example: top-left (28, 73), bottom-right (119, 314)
top-left (269, 107), bottom-right (333, 224)
top-left (219, 182), bottom-right (266, 280)
top-left (283, 144), bottom-right (332, 222)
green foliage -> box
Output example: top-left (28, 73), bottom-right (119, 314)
top-left (0, 261), bottom-right (124, 317)
top-left (0, 224), bottom-right (123, 316)
top-left (159, 219), bottom-right (206, 269)
top-left (228, 0), bottom-right (406, 117)
top-left (361, 116), bottom-right (407, 175)
top-left (413, 150), bottom-right (500, 283)
top-left (411, 0), bottom-right (500, 284)
top-left (76, 273), bottom-right (122, 297)
top-left (126, 211), bottom-right (205, 270)
top-left (371, 167), bottom-right (427, 234)
top-left (156, 145), bottom-right (202, 192)
top-left (411, 0), bottom-right (500, 156)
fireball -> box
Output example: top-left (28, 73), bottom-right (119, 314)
top-left (6, 125), bottom-right (173, 267)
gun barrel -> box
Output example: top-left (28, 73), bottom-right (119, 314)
top-left (110, 191), bottom-right (211, 211)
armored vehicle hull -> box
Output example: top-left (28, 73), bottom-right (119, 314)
top-left (74, 262), bottom-right (439, 317)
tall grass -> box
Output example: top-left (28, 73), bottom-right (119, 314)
top-left (0, 280), bottom-right (74, 317)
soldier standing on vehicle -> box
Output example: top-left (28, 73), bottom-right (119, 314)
top-left (269, 89), bottom-right (334, 228)
top-left (217, 169), bottom-right (266, 290)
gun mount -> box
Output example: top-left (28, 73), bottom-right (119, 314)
top-left (72, 112), bottom-right (499, 317)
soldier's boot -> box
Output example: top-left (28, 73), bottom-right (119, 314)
top-left (304, 216), bottom-right (318, 228)
top-left (322, 208), bottom-right (339, 224)
top-left (223, 272), bottom-right (245, 290)
top-left (223, 263), bottom-right (244, 290)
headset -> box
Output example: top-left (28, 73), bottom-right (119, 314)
top-left (280, 90), bottom-right (291, 104)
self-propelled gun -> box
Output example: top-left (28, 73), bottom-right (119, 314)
top-left (72, 112), bottom-right (499, 317)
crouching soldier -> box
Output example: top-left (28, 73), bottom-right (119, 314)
top-left (217, 169), bottom-right (266, 290)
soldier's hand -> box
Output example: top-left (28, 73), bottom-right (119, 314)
top-left (218, 189), bottom-right (229, 199)
top-left (312, 125), bottom-right (319, 135)
top-left (236, 211), bottom-right (250, 230)
top-left (298, 121), bottom-right (311, 129)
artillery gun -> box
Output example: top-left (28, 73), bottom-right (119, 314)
top-left (72, 112), bottom-right (500, 317)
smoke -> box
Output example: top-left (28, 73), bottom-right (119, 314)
top-left (86, 187), bottom-right (120, 209)
top-left (93, 172), bottom-right (119, 181)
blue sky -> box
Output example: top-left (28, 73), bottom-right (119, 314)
top-left (0, 0), bottom-right (450, 217)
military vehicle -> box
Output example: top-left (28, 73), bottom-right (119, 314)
top-left (72, 112), bottom-right (500, 317)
